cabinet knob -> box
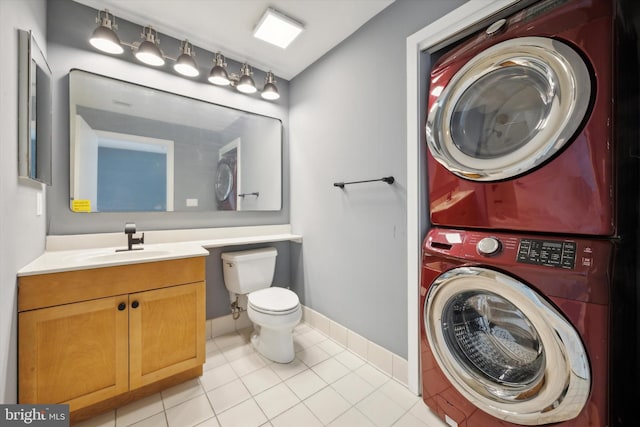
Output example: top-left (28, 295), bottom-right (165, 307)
top-left (132, 300), bottom-right (140, 309)
top-left (118, 302), bottom-right (126, 311)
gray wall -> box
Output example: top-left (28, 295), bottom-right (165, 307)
top-left (289, 0), bottom-right (466, 358)
top-left (0, 0), bottom-right (48, 404)
top-left (46, 0), bottom-right (290, 235)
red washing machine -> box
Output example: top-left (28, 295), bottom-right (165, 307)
top-left (420, 227), bottom-right (610, 426)
top-left (216, 149), bottom-right (237, 211)
top-left (426, 0), bottom-right (616, 236)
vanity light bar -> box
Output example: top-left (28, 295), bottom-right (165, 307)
top-left (88, 8), bottom-right (280, 101)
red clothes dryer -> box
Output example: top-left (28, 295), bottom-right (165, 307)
top-left (420, 227), bottom-right (610, 426)
top-left (426, 0), bottom-right (615, 236)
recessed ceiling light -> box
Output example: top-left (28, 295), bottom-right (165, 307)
top-left (253, 8), bottom-right (304, 49)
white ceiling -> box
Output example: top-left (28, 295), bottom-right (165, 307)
top-left (73, 0), bottom-right (395, 80)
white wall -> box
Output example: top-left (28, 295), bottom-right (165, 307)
top-left (0, 0), bottom-right (48, 403)
top-left (289, 0), bottom-right (466, 357)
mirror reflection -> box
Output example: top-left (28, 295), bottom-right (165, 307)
top-left (69, 70), bottom-right (282, 212)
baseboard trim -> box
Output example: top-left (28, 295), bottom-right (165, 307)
top-left (206, 305), bottom-right (410, 388)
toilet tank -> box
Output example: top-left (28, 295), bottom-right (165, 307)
top-left (221, 247), bottom-right (277, 295)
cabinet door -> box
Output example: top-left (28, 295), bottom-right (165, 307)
top-left (19, 296), bottom-right (129, 410)
top-left (129, 282), bottom-right (205, 389)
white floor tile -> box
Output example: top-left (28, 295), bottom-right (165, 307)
top-left (356, 390), bottom-right (406, 427)
top-left (115, 393), bottom-right (164, 427)
top-left (195, 417), bottom-right (221, 427)
top-left (294, 330), bottom-right (327, 350)
top-left (269, 357), bottom-right (308, 381)
top-left (293, 322), bottom-right (313, 336)
top-left (165, 394), bottom-right (215, 427)
top-left (241, 366), bottom-right (282, 395)
top-left (304, 386), bottom-right (351, 425)
top-left (328, 407), bottom-right (375, 427)
top-left (74, 410), bottom-right (115, 427)
top-left (92, 318), bottom-right (429, 427)
top-left (207, 378), bottom-right (252, 414)
top-left (311, 358), bottom-right (350, 384)
top-left (222, 343), bottom-right (255, 362)
top-left (316, 338), bottom-right (345, 356)
top-left (200, 363), bottom-right (239, 391)
top-left (214, 331), bottom-right (249, 349)
top-left (204, 351), bottom-right (229, 372)
top-left (393, 412), bottom-right (431, 427)
top-left (217, 399), bottom-right (267, 427)
top-left (129, 412), bottom-right (167, 427)
top-left (254, 383), bottom-right (301, 419)
top-left (378, 379), bottom-right (419, 411)
top-left (355, 364), bottom-right (390, 388)
top-left (161, 378), bottom-right (205, 409)
top-left (333, 350), bottom-right (366, 370)
top-left (297, 344), bottom-right (331, 367)
top-left (409, 401), bottom-right (447, 427)
top-left (230, 352), bottom-right (267, 376)
top-left (206, 340), bottom-right (219, 354)
top-left (270, 403), bottom-right (323, 427)
top-left (331, 372), bottom-right (376, 405)
top-left (285, 369), bottom-right (327, 400)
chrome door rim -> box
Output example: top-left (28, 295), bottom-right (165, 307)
top-left (424, 266), bottom-right (590, 425)
top-left (215, 162), bottom-right (234, 202)
top-left (426, 36), bottom-right (591, 181)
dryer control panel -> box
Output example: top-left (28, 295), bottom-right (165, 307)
top-left (516, 239), bottom-right (576, 269)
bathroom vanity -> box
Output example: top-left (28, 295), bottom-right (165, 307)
top-left (16, 224), bottom-right (302, 423)
top-left (18, 254), bottom-right (206, 422)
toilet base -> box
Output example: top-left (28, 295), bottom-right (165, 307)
top-left (251, 326), bottom-right (296, 364)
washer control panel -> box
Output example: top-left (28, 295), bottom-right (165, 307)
top-left (476, 237), bottom-right (502, 256)
top-left (516, 239), bottom-right (576, 269)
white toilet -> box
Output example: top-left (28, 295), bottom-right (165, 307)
top-left (221, 247), bottom-right (302, 363)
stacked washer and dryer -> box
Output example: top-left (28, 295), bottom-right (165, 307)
top-left (420, 0), bottom-right (638, 426)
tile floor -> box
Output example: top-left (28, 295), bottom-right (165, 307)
top-left (75, 323), bottom-right (445, 427)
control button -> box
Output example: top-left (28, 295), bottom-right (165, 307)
top-left (477, 237), bottom-right (502, 256)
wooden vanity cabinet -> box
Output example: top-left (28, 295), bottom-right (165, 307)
top-left (18, 257), bottom-right (206, 421)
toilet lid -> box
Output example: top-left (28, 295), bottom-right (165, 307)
top-left (248, 287), bottom-right (299, 313)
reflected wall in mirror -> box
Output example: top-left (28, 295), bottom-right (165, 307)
top-left (69, 70), bottom-right (282, 212)
top-left (19, 29), bottom-right (52, 185)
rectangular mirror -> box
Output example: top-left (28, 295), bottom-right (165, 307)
top-left (18, 29), bottom-right (52, 185)
top-left (69, 70), bottom-right (282, 213)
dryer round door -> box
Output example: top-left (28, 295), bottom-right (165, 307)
top-left (426, 36), bottom-right (591, 181)
top-left (215, 161), bottom-right (234, 203)
top-left (424, 266), bottom-right (590, 425)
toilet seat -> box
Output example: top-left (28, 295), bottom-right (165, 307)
top-left (248, 287), bottom-right (300, 315)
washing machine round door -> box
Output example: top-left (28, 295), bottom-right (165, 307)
top-left (215, 161), bottom-right (234, 203)
top-left (426, 36), bottom-right (591, 181)
top-left (424, 266), bottom-right (590, 425)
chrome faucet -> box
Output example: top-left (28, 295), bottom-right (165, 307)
top-left (120, 222), bottom-right (144, 251)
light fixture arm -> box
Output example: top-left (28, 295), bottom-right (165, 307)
top-left (96, 9), bottom-right (117, 30)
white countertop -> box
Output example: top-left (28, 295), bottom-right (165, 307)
top-left (18, 225), bottom-right (302, 276)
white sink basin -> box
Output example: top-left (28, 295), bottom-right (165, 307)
top-left (56, 245), bottom-right (207, 269)
top-left (75, 249), bottom-right (173, 263)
